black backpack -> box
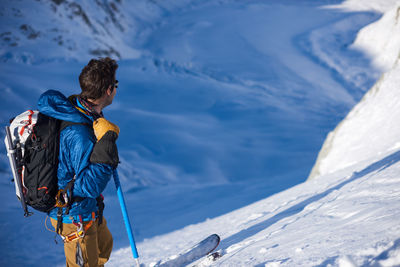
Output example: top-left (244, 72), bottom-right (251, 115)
top-left (5, 110), bottom-right (82, 214)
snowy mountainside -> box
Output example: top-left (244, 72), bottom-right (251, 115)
top-left (308, 60), bottom-right (400, 180)
top-left (335, 0), bottom-right (400, 13)
top-left (351, 4), bottom-right (400, 71)
top-left (298, 0), bottom-right (400, 99)
top-left (308, 2), bottom-right (400, 179)
top-left (0, 0), bottom-right (207, 63)
top-left (0, 0), bottom-right (136, 63)
top-left (105, 1), bottom-right (400, 265)
top-left (0, 0), bottom-right (397, 266)
top-left (1, 0), bottom-right (378, 188)
top-left (296, 10), bottom-right (380, 98)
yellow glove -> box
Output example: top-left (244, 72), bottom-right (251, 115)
top-left (90, 118), bottom-right (120, 168)
top-left (93, 118), bottom-right (120, 141)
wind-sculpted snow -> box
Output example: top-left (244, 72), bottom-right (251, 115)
top-left (296, 12), bottom-right (380, 99)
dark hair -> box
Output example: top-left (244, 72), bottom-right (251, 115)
top-left (79, 57), bottom-right (118, 100)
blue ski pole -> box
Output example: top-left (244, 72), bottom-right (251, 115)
top-left (113, 169), bottom-right (140, 266)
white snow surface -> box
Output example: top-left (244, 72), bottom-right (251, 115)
top-left (351, 4), bottom-right (400, 71)
top-left (113, 149), bottom-right (400, 267)
top-left (0, 0), bottom-right (399, 266)
top-left (333, 0), bottom-right (400, 13)
top-left (309, 60), bottom-right (400, 179)
top-left (309, 1), bottom-right (400, 179)
top-left (112, 1), bottom-right (400, 265)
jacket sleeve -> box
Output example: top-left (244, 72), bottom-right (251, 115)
top-left (60, 124), bottom-right (114, 199)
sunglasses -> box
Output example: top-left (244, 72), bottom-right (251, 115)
top-left (113, 80), bottom-right (119, 89)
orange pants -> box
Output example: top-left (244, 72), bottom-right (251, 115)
top-left (51, 217), bottom-right (113, 267)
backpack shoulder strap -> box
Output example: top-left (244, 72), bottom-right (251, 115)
top-left (60, 120), bottom-right (92, 132)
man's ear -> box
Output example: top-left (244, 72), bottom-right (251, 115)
top-left (106, 86), bottom-right (113, 96)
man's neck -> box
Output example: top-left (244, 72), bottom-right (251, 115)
top-left (87, 98), bottom-right (104, 114)
top-left (77, 97), bottom-right (104, 119)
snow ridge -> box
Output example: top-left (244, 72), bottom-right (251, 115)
top-left (308, 2), bottom-right (400, 180)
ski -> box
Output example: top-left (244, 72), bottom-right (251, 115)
top-left (191, 251), bottom-right (222, 267)
top-left (156, 234), bottom-right (220, 267)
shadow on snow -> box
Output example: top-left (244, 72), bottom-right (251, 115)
top-left (220, 150), bottom-right (400, 253)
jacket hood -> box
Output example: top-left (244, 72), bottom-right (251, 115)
top-left (38, 90), bottom-right (91, 124)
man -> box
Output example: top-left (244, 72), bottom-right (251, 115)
top-left (38, 57), bottom-right (120, 266)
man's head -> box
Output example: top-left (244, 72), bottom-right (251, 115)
top-left (79, 57), bottom-right (118, 101)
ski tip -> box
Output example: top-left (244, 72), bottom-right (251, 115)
top-left (215, 234), bottom-right (221, 247)
top-left (206, 234), bottom-right (220, 244)
top-left (210, 234), bottom-right (220, 239)
top-left (207, 234), bottom-right (221, 252)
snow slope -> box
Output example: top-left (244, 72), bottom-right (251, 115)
top-left (308, 59), bottom-right (400, 180)
top-left (0, 0), bottom-right (397, 266)
top-left (111, 148), bottom-right (400, 266)
top-left (0, 0), bottom-right (213, 63)
top-left (351, 4), bottom-right (400, 71)
top-left (309, 1), bottom-right (400, 179)
top-left (0, 0), bottom-right (140, 63)
top-left (1, 0), bottom-right (379, 191)
top-left (106, 1), bottom-right (400, 266)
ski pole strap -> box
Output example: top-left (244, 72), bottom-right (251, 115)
top-left (65, 177), bottom-right (75, 215)
top-left (56, 207), bottom-right (63, 235)
top-left (96, 195), bottom-right (104, 225)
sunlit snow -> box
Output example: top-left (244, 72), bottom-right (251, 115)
top-left (0, 0), bottom-right (399, 266)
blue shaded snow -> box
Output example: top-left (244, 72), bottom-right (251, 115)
top-left (0, 1), bottom-right (384, 266)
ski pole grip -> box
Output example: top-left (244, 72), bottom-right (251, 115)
top-left (113, 170), bottom-right (140, 265)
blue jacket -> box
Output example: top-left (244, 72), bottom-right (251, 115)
top-left (38, 90), bottom-right (114, 223)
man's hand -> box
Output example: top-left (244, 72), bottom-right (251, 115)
top-left (90, 118), bottom-right (120, 168)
